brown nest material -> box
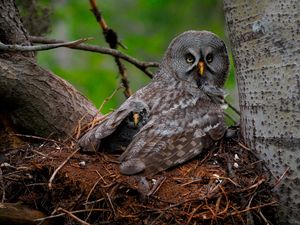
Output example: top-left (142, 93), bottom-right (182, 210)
top-left (1, 131), bottom-right (277, 225)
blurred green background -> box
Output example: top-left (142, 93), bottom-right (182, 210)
top-left (17, 0), bottom-right (238, 123)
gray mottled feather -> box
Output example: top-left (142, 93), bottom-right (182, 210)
top-left (119, 100), bottom-right (225, 175)
top-left (78, 99), bottom-right (149, 152)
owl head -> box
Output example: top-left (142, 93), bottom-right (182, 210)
top-left (161, 30), bottom-right (229, 89)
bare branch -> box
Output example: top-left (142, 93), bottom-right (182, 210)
top-left (0, 38), bottom-right (91, 52)
top-left (30, 36), bottom-right (158, 78)
top-left (57, 207), bottom-right (91, 225)
top-left (89, 0), bottom-right (132, 98)
top-left (48, 148), bottom-right (80, 189)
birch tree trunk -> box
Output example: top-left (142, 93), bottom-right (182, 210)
top-left (223, 0), bottom-right (300, 224)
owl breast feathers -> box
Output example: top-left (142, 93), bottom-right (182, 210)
top-left (79, 30), bottom-right (229, 176)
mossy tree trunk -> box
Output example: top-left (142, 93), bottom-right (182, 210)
top-left (223, 0), bottom-right (300, 224)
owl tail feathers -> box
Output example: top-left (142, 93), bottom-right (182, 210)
top-left (120, 158), bottom-right (145, 175)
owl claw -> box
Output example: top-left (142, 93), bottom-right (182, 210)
top-left (120, 158), bottom-right (145, 175)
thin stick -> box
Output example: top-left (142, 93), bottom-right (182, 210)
top-left (89, 0), bottom-right (132, 98)
top-left (90, 86), bottom-right (121, 128)
top-left (85, 178), bottom-right (101, 220)
top-left (273, 167), bottom-right (289, 189)
top-left (98, 86), bottom-right (121, 112)
top-left (75, 86), bottom-right (120, 139)
top-left (106, 193), bottom-right (117, 218)
top-left (0, 38), bottom-right (92, 52)
top-left (30, 36), bottom-right (157, 78)
top-left (229, 200), bottom-right (277, 216)
top-left (48, 148), bottom-right (80, 189)
top-left (57, 207), bottom-right (91, 225)
top-left (10, 133), bottom-right (63, 145)
top-left (147, 176), bottom-right (166, 196)
top-left (237, 142), bottom-right (250, 150)
top-left (224, 99), bottom-right (240, 115)
top-left (89, 0), bottom-right (108, 31)
top-left (35, 208), bottom-right (110, 222)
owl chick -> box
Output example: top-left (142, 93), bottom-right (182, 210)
top-left (79, 30), bottom-right (229, 176)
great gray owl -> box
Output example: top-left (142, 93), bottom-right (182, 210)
top-left (79, 30), bottom-right (229, 176)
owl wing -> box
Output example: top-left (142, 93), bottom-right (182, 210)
top-left (119, 110), bottom-right (226, 176)
top-left (78, 98), bottom-right (148, 152)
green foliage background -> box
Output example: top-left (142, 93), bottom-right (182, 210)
top-left (18, 0), bottom-right (237, 121)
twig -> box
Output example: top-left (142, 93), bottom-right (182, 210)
top-left (237, 142), bottom-right (250, 150)
top-left (273, 167), bottom-right (289, 189)
top-left (98, 86), bottom-right (121, 113)
top-left (30, 149), bottom-right (49, 158)
top-left (86, 179), bottom-right (101, 205)
top-left (147, 176), bottom-right (166, 196)
top-left (186, 204), bottom-right (202, 225)
top-left (229, 200), bottom-right (277, 216)
top-left (89, 0), bottom-right (108, 32)
top-left (0, 38), bottom-right (91, 52)
top-left (85, 178), bottom-right (101, 221)
top-left (106, 193), bottom-right (117, 218)
top-left (48, 148), bottom-right (80, 189)
top-left (239, 178), bottom-right (265, 192)
top-left (10, 133), bottom-right (63, 145)
top-left (34, 208), bottom-right (110, 222)
top-left (84, 198), bottom-right (105, 205)
top-left (89, 0), bottom-right (132, 98)
top-left (57, 207), bottom-right (91, 225)
top-left (75, 86), bottom-right (120, 139)
top-left (115, 58), bottom-right (132, 97)
top-left (30, 36), bottom-right (157, 78)
top-left (257, 208), bottom-right (272, 225)
top-left (224, 99), bottom-right (240, 115)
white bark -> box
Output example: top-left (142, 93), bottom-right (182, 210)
top-left (223, 0), bottom-right (300, 224)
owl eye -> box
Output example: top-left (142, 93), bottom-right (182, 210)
top-left (206, 53), bottom-right (213, 63)
top-left (185, 53), bottom-right (195, 64)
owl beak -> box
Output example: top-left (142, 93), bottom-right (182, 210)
top-left (198, 61), bottom-right (205, 76)
top-left (133, 112), bottom-right (139, 127)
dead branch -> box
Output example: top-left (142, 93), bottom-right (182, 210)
top-left (48, 148), bottom-right (80, 189)
top-left (0, 38), bottom-right (91, 52)
top-left (30, 36), bottom-right (158, 78)
top-left (89, 0), bottom-right (132, 98)
top-left (57, 207), bottom-right (91, 225)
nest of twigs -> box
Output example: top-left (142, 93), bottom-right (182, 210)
top-left (1, 129), bottom-right (277, 225)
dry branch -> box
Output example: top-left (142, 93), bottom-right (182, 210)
top-left (30, 36), bottom-right (158, 78)
top-left (89, 0), bottom-right (132, 98)
top-left (0, 38), bottom-right (92, 52)
top-left (48, 148), bottom-right (80, 189)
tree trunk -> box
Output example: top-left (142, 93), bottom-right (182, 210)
top-left (0, 0), bottom-right (99, 140)
top-left (223, 0), bottom-right (300, 224)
